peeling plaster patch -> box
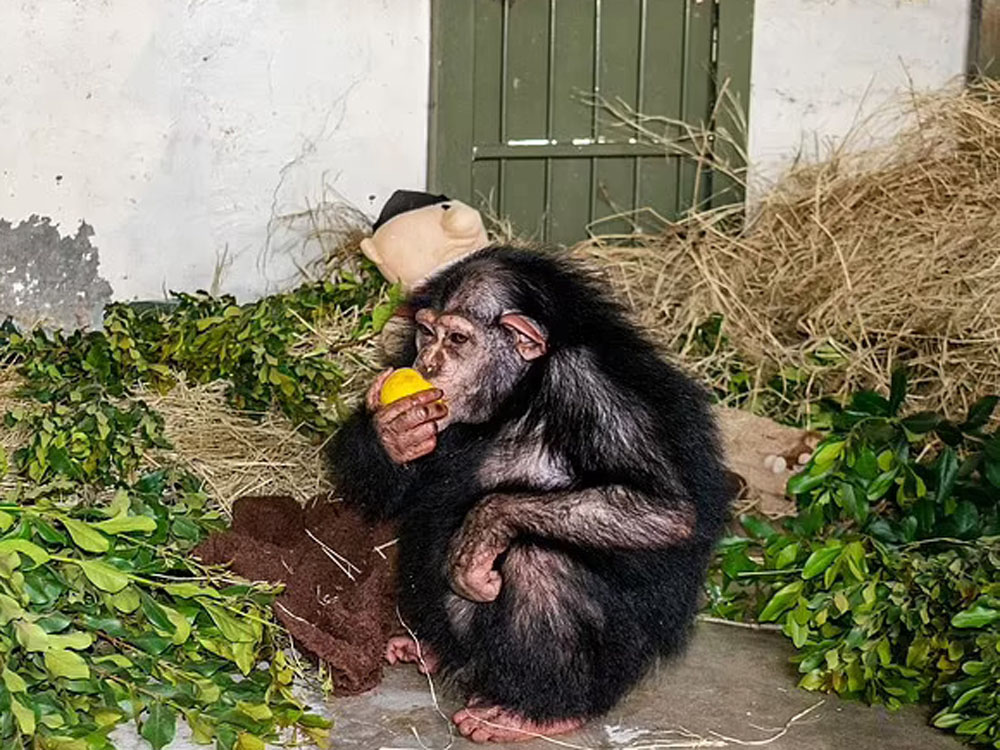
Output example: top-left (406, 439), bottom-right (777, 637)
top-left (0, 215), bottom-right (113, 331)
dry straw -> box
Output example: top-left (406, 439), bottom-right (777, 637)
top-left (573, 78), bottom-right (1000, 423)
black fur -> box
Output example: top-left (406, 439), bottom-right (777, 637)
top-left (328, 246), bottom-right (729, 722)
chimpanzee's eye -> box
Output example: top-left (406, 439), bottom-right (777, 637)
top-left (417, 323), bottom-right (434, 337)
top-left (449, 332), bottom-right (469, 345)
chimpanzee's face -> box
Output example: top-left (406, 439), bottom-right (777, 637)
top-left (412, 306), bottom-right (546, 427)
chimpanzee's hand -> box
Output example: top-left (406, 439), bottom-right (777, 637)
top-left (367, 370), bottom-right (447, 465)
top-left (448, 497), bottom-right (514, 602)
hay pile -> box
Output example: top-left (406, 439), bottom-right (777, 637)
top-left (573, 79), bottom-right (1000, 421)
top-left (142, 381), bottom-right (333, 510)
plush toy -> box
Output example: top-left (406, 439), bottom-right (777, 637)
top-left (361, 189), bottom-right (492, 366)
top-left (360, 190), bottom-right (490, 293)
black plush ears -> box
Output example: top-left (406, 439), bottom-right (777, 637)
top-left (371, 190), bottom-right (450, 232)
top-left (500, 313), bottom-right (548, 361)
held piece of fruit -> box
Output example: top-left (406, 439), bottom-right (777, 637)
top-left (379, 368), bottom-right (437, 406)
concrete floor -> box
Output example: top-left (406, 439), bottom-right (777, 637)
top-left (112, 622), bottom-right (961, 749)
top-left (324, 622), bottom-right (959, 750)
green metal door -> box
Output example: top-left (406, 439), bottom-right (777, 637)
top-left (429, 0), bottom-right (754, 245)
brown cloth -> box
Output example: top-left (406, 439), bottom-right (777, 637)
top-left (194, 495), bottom-right (399, 695)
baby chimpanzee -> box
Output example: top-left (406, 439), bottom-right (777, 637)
top-left (329, 247), bottom-right (729, 743)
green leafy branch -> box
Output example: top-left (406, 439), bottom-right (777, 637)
top-left (707, 369), bottom-right (1000, 747)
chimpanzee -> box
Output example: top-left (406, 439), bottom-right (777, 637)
top-left (328, 246), bottom-right (729, 743)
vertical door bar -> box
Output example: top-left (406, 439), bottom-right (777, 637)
top-left (499, 0), bottom-right (510, 218)
top-left (632, 0), bottom-right (648, 220)
top-left (428, 0), bottom-right (476, 197)
top-left (589, 0), bottom-right (602, 228)
top-left (544, 0), bottom-right (557, 241)
top-left (714, 0), bottom-right (755, 208)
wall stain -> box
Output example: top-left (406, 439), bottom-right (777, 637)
top-left (0, 215), bottom-right (113, 331)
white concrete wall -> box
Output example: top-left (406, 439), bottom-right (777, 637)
top-left (747, 0), bottom-right (972, 198)
top-left (0, 0), bottom-right (974, 304)
top-left (0, 0), bottom-right (431, 302)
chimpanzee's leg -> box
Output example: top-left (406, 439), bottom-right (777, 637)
top-left (451, 544), bottom-right (650, 743)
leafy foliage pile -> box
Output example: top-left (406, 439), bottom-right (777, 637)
top-left (708, 370), bottom-right (1000, 747)
top-left (0, 268), bottom-right (391, 749)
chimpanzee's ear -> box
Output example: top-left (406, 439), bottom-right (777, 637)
top-left (500, 313), bottom-right (547, 361)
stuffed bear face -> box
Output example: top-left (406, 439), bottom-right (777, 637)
top-left (360, 199), bottom-right (489, 292)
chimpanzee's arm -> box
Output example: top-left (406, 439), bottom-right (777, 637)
top-left (327, 408), bottom-right (414, 521)
top-left (448, 486), bottom-right (695, 601)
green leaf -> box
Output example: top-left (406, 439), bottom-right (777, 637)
top-left (298, 713), bottom-right (333, 730)
top-left (952, 684), bottom-right (987, 711)
top-left (775, 542), bottom-right (800, 570)
top-left (0, 538), bottom-right (50, 565)
top-left (132, 633), bottom-right (173, 655)
top-left (985, 459), bottom-right (1000, 489)
top-left (906, 638), bottom-right (930, 669)
top-left (170, 516), bottom-right (202, 541)
top-left (235, 733), bottom-right (266, 750)
top-left (759, 581), bottom-right (804, 622)
top-left (107, 489), bottom-right (131, 517)
top-left (237, 702), bottom-right (273, 721)
top-left (139, 591), bottom-right (176, 635)
top-left (232, 640), bottom-right (256, 675)
top-left (16, 620), bottom-right (52, 651)
top-left (787, 468), bottom-right (830, 496)
top-left (841, 541), bottom-right (868, 581)
top-left (785, 614), bottom-right (809, 648)
top-left (201, 601), bottom-right (257, 643)
top-left (936, 420), bottom-right (964, 447)
top-left (73, 558), bottom-right (131, 593)
top-left (952, 605), bottom-right (1000, 629)
top-left (962, 395), bottom-right (999, 431)
top-left (802, 545), bottom-right (842, 579)
top-left (49, 630), bottom-right (95, 651)
top-left (956, 716), bottom-right (993, 736)
top-left (3, 667), bottom-right (28, 692)
top-left (812, 440), bottom-right (844, 467)
top-left (59, 517), bottom-right (110, 553)
top-left (94, 654), bottom-right (134, 669)
top-left (740, 514), bottom-right (777, 541)
top-left (932, 713), bottom-right (964, 729)
top-left (111, 586), bottom-right (141, 612)
top-left (37, 613), bottom-right (73, 633)
top-left (888, 367), bottom-right (907, 415)
top-left (935, 447), bottom-right (959, 503)
top-left (985, 434), bottom-right (1000, 463)
top-left (948, 501), bottom-right (979, 539)
top-left (44, 649), bottom-right (91, 680)
top-left (140, 703), bottom-right (178, 750)
top-left (93, 513), bottom-right (157, 535)
top-left (164, 605), bottom-right (191, 645)
top-left (163, 582), bottom-right (221, 599)
top-left (840, 483), bottom-right (868, 525)
top-left (866, 469), bottom-right (899, 501)
top-left (0, 591), bottom-right (24, 624)
top-left (901, 411), bottom-right (941, 434)
top-left (0, 509), bottom-right (13, 531)
top-left (851, 391), bottom-right (890, 416)
top-left (12, 697), bottom-right (36, 736)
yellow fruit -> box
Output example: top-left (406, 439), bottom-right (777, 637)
top-left (379, 368), bottom-right (436, 406)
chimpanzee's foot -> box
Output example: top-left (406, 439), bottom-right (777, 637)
top-left (452, 704), bottom-right (585, 743)
top-left (384, 636), bottom-right (440, 674)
